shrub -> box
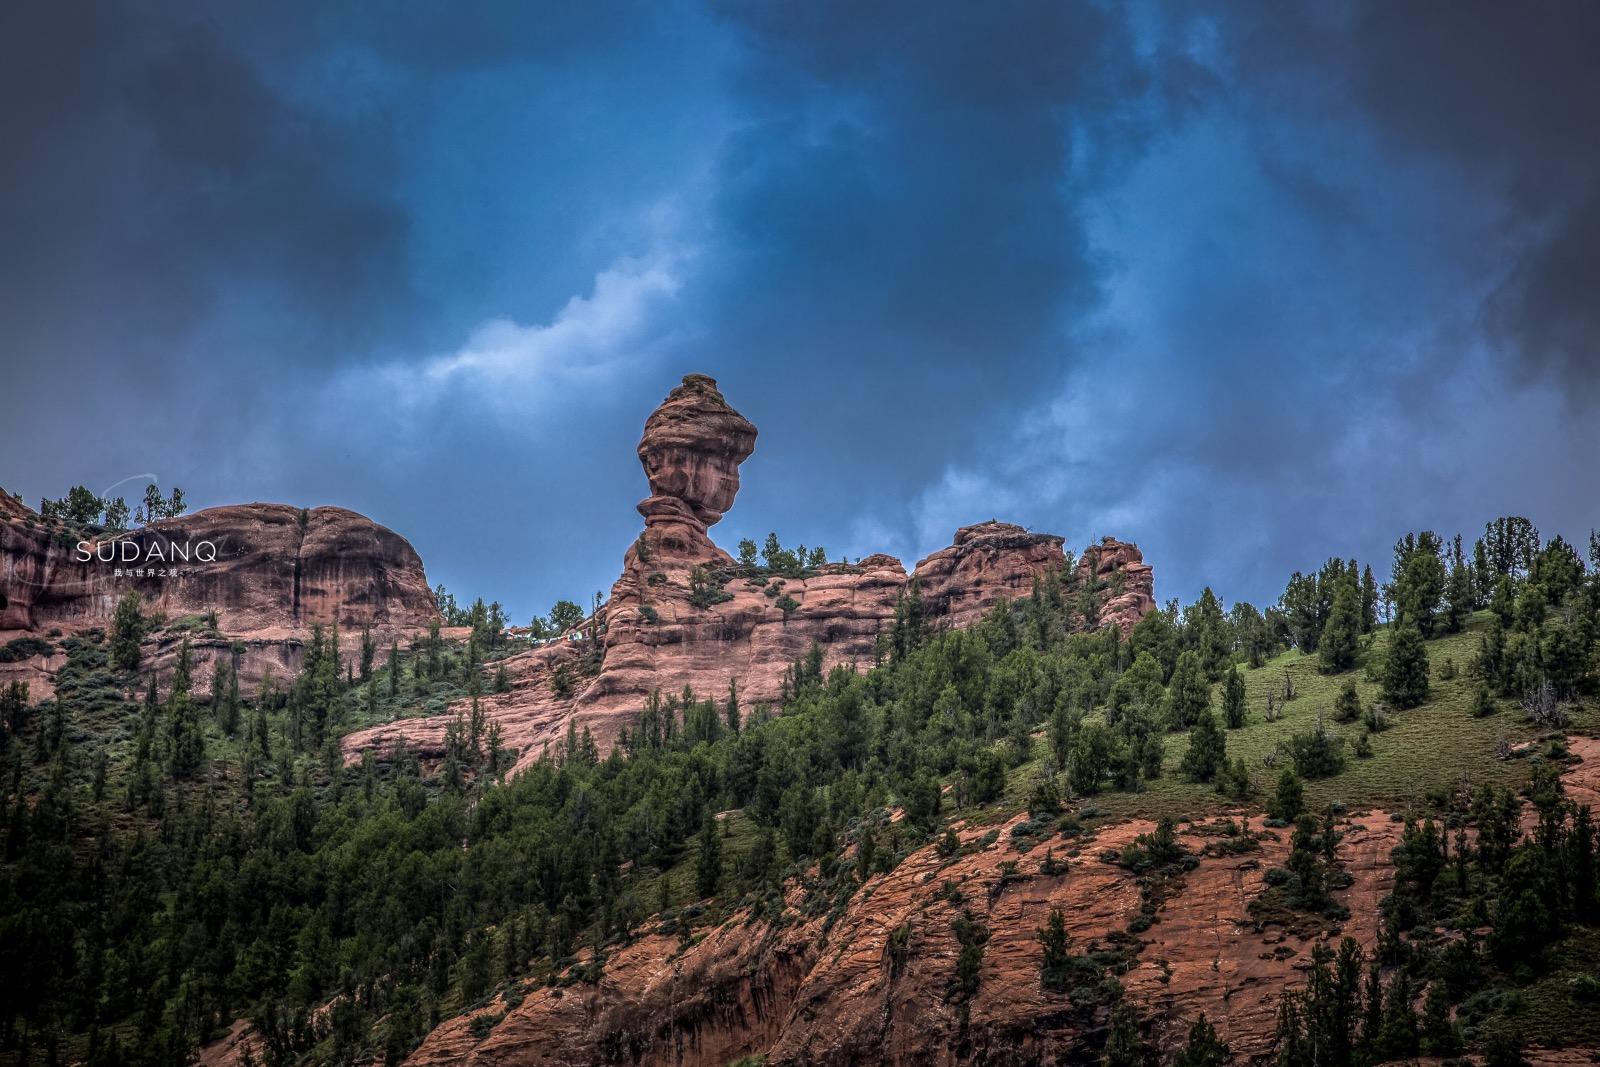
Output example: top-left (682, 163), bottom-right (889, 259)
top-left (1567, 973), bottom-right (1600, 1002)
top-left (0, 636), bottom-right (53, 663)
top-left (1288, 721), bottom-right (1346, 779)
top-left (946, 912), bottom-right (989, 1002)
top-left (969, 749), bottom-right (1007, 804)
top-left (1028, 776), bottom-right (1061, 819)
top-left (1216, 757), bottom-right (1252, 800)
top-left (1120, 816), bottom-right (1182, 871)
top-left (1363, 703), bottom-right (1391, 733)
top-left (687, 566), bottom-right (733, 609)
top-left (1333, 680), bottom-right (1362, 723)
top-left (1268, 770), bottom-right (1305, 823)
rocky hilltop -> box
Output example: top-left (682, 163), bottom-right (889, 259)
top-left (0, 494), bottom-right (438, 696)
top-left (344, 374), bottom-right (1154, 772)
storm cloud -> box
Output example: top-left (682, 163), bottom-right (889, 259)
top-left (2, 1), bottom-right (1596, 621)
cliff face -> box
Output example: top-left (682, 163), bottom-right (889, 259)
top-left (385, 739), bottom-right (1600, 1066)
top-left (399, 810), bottom-right (1408, 1067)
top-left (343, 374), bottom-right (1155, 772)
top-left (0, 494), bottom-right (438, 695)
top-left (1077, 536), bottom-right (1157, 635)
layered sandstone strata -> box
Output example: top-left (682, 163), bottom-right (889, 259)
top-left (343, 374), bottom-right (1155, 773)
top-left (399, 810), bottom-right (1406, 1066)
top-left (1078, 536), bottom-right (1157, 633)
top-left (0, 494), bottom-right (438, 695)
top-left (198, 739), bottom-right (1600, 1067)
top-left (637, 371), bottom-right (758, 526)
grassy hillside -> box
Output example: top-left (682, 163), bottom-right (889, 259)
top-left (1110, 611), bottom-right (1594, 820)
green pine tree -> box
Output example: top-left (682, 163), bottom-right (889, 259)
top-left (695, 811), bottom-right (723, 899)
top-left (1181, 708), bottom-right (1227, 782)
top-left (1381, 623), bottom-right (1430, 709)
top-left (110, 591), bottom-right (143, 672)
top-left (1319, 579), bottom-right (1361, 673)
top-left (166, 637), bottom-right (205, 779)
top-left (725, 678), bottom-right (741, 735)
top-left (1103, 1002), bottom-right (1148, 1067)
top-left (1166, 650), bottom-right (1211, 729)
top-left (1222, 664), bottom-right (1246, 729)
top-left (1269, 769), bottom-right (1305, 822)
top-left (1036, 906), bottom-right (1071, 991)
top-left (1172, 1013), bottom-right (1230, 1067)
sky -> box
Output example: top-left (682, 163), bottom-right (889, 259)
top-left (3, 1), bottom-right (1597, 622)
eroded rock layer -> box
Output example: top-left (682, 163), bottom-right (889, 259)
top-left (343, 374), bottom-right (1155, 773)
top-left (390, 738), bottom-right (1600, 1066)
top-left (1, 494), bottom-right (438, 696)
top-left (194, 740), bottom-right (1600, 1067)
top-left (399, 811), bottom-right (1400, 1066)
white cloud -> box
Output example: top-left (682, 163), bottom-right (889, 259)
top-left (411, 252), bottom-right (684, 406)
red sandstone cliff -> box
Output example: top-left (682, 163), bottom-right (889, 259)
top-left (0, 492), bottom-right (438, 696)
top-left (400, 808), bottom-right (1405, 1066)
top-left (199, 741), bottom-right (1600, 1067)
top-left (343, 374), bottom-right (1155, 773)
top-left (384, 738), bottom-right (1600, 1066)
top-left (398, 731), bottom-right (1600, 1067)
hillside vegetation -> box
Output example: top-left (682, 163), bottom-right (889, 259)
top-left (1, 516), bottom-right (1597, 1065)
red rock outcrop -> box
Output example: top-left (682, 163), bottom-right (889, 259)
top-left (916, 521), bottom-right (1067, 629)
top-left (343, 374), bottom-right (1156, 774)
top-left (0, 488), bottom-right (30, 523)
top-left (1078, 536), bottom-right (1156, 633)
top-left (637, 372), bottom-right (758, 526)
top-left (197, 743), bottom-right (1600, 1067)
top-left (399, 809), bottom-right (1401, 1067)
top-left (1, 493), bottom-right (438, 696)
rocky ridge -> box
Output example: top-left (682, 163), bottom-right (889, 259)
top-left (396, 737), bottom-right (1600, 1066)
top-left (400, 812), bottom-right (1398, 1066)
top-left (343, 375), bottom-right (1156, 772)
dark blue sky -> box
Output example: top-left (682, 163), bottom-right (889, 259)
top-left (4, 1), bottom-right (1597, 621)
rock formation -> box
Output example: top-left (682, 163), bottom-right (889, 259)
top-left (344, 374), bottom-right (1155, 773)
top-left (0, 493), bottom-right (438, 696)
top-left (197, 737), bottom-right (1600, 1067)
top-left (388, 740), bottom-right (1600, 1066)
top-left (1078, 535), bottom-right (1157, 634)
top-left (398, 809), bottom-right (1404, 1067)
top-left (637, 372), bottom-right (758, 527)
